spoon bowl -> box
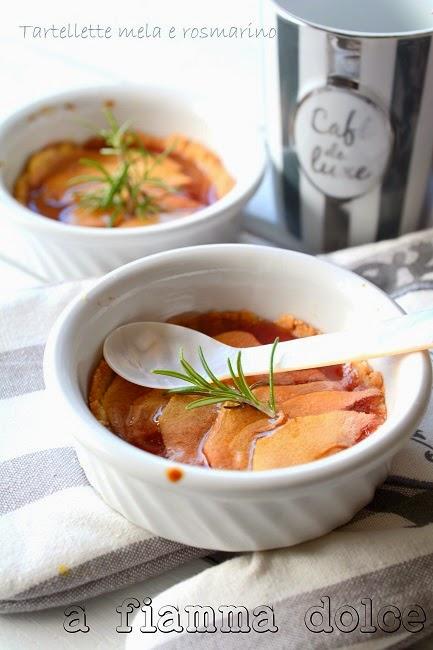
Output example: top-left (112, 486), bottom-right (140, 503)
top-left (103, 322), bottom-right (235, 389)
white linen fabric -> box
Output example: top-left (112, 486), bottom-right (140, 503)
top-left (0, 279), bottom-right (207, 613)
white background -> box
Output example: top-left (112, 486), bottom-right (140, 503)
top-left (0, 0), bottom-right (264, 128)
top-left (0, 0), bottom-right (281, 290)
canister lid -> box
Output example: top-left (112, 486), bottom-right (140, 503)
top-left (272, 0), bottom-right (433, 38)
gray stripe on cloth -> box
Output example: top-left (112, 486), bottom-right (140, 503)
top-left (163, 549), bottom-right (433, 649)
top-left (1, 538), bottom-right (208, 613)
top-left (0, 447), bottom-right (88, 515)
top-left (0, 344), bottom-right (44, 400)
top-left (391, 621), bottom-right (433, 650)
top-left (392, 280), bottom-right (433, 300)
top-left (387, 475), bottom-right (433, 491)
top-left (364, 487), bottom-right (433, 528)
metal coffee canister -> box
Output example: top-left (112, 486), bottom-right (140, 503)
top-left (264, 0), bottom-right (433, 252)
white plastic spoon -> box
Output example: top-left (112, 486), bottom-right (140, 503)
top-left (103, 308), bottom-right (433, 390)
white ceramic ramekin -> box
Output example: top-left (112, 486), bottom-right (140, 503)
top-left (0, 87), bottom-right (264, 282)
top-left (44, 244), bottom-right (431, 551)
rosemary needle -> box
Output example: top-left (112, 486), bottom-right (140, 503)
top-left (153, 338), bottom-right (280, 418)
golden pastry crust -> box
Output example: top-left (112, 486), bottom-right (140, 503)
top-left (165, 133), bottom-right (235, 198)
top-left (275, 314), bottom-right (319, 338)
top-left (88, 359), bottom-right (115, 428)
top-left (14, 141), bottom-right (77, 202)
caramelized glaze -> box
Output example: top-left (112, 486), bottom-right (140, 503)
top-left (88, 310), bottom-right (386, 471)
top-left (14, 132), bottom-right (234, 228)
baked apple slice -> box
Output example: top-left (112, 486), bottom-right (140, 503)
top-left (253, 410), bottom-right (379, 470)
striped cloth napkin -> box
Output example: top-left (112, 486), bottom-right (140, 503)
top-left (1, 228), bottom-right (433, 644)
top-left (0, 281), bottom-right (207, 613)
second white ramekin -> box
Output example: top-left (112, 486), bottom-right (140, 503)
top-left (0, 87), bottom-right (264, 282)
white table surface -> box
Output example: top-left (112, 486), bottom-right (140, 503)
top-left (1, 2), bottom-right (432, 647)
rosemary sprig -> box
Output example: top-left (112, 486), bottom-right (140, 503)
top-left (153, 338), bottom-right (280, 418)
top-left (68, 108), bottom-right (177, 225)
top-left (98, 107), bottom-right (135, 156)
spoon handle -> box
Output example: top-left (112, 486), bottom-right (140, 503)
top-left (239, 308), bottom-right (433, 376)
